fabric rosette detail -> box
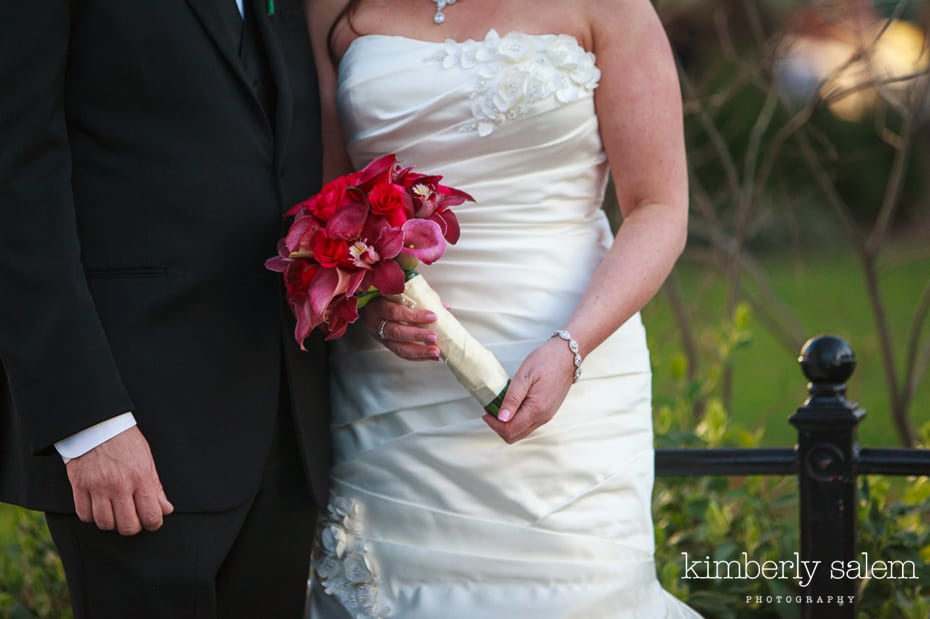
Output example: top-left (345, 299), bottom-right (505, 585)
top-left (311, 495), bottom-right (390, 619)
top-left (266, 154), bottom-right (510, 415)
top-left (432, 29), bottom-right (601, 136)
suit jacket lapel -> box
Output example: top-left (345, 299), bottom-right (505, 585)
top-left (186, 0), bottom-right (253, 90)
top-left (249, 0), bottom-right (294, 174)
top-left (186, 0), bottom-right (291, 172)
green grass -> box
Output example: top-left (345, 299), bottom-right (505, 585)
top-left (644, 241), bottom-right (930, 448)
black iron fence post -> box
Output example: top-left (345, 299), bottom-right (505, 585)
top-left (789, 335), bottom-right (864, 619)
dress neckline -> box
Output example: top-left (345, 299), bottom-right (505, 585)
top-left (343, 28), bottom-right (592, 59)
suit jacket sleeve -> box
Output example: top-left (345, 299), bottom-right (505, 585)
top-left (0, 1), bottom-right (135, 454)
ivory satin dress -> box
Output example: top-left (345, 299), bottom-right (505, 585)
top-left (308, 29), bottom-right (701, 619)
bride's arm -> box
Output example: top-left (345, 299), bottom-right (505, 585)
top-left (305, 0), bottom-right (442, 356)
top-left (305, 0), bottom-right (354, 181)
top-left (485, 0), bottom-right (688, 442)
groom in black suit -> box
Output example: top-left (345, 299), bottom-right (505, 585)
top-left (0, 0), bottom-right (328, 617)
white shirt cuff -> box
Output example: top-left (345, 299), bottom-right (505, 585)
top-left (54, 412), bottom-right (137, 463)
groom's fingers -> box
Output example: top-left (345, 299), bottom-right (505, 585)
top-left (65, 427), bottom-right (173, 535)
top-left (134, 480), bottom-right (174, 532)
top-left (90, 497), bottom-right (117, 532)
top-left (157, 486), bottom-right (175, 516)
top-left (134, 493), bottom-right (164, 533)
top-left (113, 494), bottom-right (143, 536)
top-left (72, 489), bottom-right (93, 524)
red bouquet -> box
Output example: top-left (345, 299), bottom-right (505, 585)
top-left (267, 154), bottom-right (510, 415)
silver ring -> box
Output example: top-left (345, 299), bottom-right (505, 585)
top-left (376, 319), bottom-right (388, 340)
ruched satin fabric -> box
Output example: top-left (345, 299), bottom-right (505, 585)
top-left (308, 31), bottom-right (701, 619)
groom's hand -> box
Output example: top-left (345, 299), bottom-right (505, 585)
top-left (65, 426), bottom-right (174, 535)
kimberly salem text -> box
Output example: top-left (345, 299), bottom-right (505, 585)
top-left (680, 552), bottom-right (920, 588)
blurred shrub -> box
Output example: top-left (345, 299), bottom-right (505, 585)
top-left (0, 509), bottom-right (71, 619)
top-left (651, 309), bottom-right (930, 618)
top-left (660, 0), bottom-right (930, 251)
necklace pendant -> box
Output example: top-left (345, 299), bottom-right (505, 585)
top-left (432, 0), bottom-right (455, 25)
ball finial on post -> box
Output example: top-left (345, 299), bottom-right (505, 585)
top-left (798, 335), bottom-right (856, 398)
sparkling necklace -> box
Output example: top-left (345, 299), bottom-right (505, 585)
top-left (432, 0), bottom-right (458, 25)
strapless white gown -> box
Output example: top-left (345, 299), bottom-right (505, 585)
top-left (308, 30), bottom-right (700, 619)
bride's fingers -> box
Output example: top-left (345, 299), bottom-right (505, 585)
top-left (363, 297), bottom-right (436, 332)
top-left (483, 408), bottom-right (534, 444)
top-left (484, 376), bottom-right (532, 443)
top-left (497, 374), bottom-right (530, 423)
top-left (381, 339), bottom-right (441, 361)
top-left (484, 347), bottom-right (572, 443)
top-left (376, 321), bottom-right (437, 346)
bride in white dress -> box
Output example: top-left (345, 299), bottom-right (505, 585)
top-left (305, 1), bottom-right (700, 617)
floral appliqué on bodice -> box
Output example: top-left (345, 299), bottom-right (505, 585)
top-left (311, 495), bottom-right (391, 618)
top-left (429, 29), bottom-right (601, 137)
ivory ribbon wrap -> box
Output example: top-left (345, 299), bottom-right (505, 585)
top-left (389, 273), bottom-right (510, 412)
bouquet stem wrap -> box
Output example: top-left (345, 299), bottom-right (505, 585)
top-left (388, 273), bottom-right (510, 415)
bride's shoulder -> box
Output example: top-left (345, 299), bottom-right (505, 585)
top-left (305, 0), bottom-right (340, 41)
top-left (305, 0), bottom-right (356, 61)
top-left (583, 0), bottom-right (672, 57)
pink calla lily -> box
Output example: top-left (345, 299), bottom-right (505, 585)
top-left (284, 211), bottom-right (319, 256)
top-left (292, 296), bottom-right (325, 350)
top-left (326, 197), bottom-right (369, 240)
top-left (401, 219), bottom-right (447, 265)
top-left (308, 266), bottom-right (363, 319)
top-left (264, 254), bottom-right (289, 273)
top-left (308, 268), bottom-right (340, 319)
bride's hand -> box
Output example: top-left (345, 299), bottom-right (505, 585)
top-left (363, 297), bottom-right (441, 361)
top-left (482, 338), bottom-right (575, 443)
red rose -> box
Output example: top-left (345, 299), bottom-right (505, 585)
top-left (369, 182), bottom-right (411, 227)
top-left (309, 176), bottom-right (351, 222)
top-left (311, 230), bottom-right (351, 268)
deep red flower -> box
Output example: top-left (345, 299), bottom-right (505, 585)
top-left (323, 295), bottom-right (360, 341)
top-left (355, 154), bottom-right (397, 192)
top-left (430, 208), bottom-right (461, 245)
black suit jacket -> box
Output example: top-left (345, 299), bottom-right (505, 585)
top-left (0, 0), bottom-right (330, 513)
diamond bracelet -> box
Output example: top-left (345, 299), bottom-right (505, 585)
top-left (551, 329), bottom-right (583, 383)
